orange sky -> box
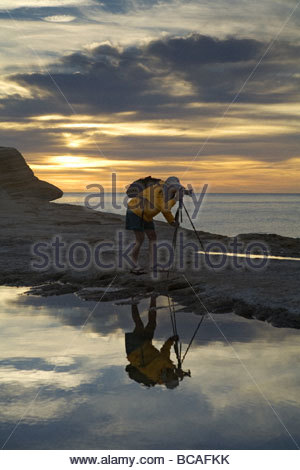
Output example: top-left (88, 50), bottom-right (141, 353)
top-left (29, 154), bottom-right (300, 193)
top-left (22, 108), bottom-right (300, 192)
top-left (1, 1), bottom-right (300, 193)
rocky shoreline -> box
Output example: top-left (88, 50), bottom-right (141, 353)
top-left (0, 147), bottom-right (300, 329)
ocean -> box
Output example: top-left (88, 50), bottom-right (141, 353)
top-left (57, 193), bottom-right (300, 238)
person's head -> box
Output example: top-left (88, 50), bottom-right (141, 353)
top-left (160, 367), bottom-right (180, 389)
top-left (164, 176), bottom-right (184, 201)
top-left (160, 366), bottom-right (192, 389)
top-left (165, 176), bottom-right (183, 190)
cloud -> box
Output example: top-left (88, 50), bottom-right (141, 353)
top-left (0, 30), bottom-right (299, 191)
top-left (0, 0), bottom-right (175, 24)
top-left (94, 0), bottom-right (174, 14)
top-left (147, 34), bottom-right (263, 65)
top-left (3, 32), bottom-right (299, 121)
top-left (7, 46), bottom-right (166, 115)
top-left (0, 0), bottom-right (86, 8)
top-left (0, 7), bottom-right (80, 22)
top-left (145, 34), bottom-right (300, 103)
top-left (43, 15), bottom-right (76, 23)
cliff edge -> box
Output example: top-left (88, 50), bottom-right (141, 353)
top-left (0, 147), bottom-right (63, 201)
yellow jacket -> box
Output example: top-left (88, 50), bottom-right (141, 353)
top-left (127, 180), bottom-right (176, 224)
top-left (127, 338), bottom-right (174, 385)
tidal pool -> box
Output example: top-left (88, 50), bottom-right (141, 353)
top-left (0, 286), bottom-right (299, 450)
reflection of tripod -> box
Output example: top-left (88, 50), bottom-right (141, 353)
top-left (169, 299), bottom-right (204, 376)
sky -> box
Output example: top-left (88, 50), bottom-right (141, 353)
top-left (1, 286), bottom-right (300, 449)
top-left (0, 0), bottom-right (299, 192)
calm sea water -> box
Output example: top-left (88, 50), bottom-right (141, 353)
top-left (57, 193), bottom-right (300, 238)
top-left (0, 286), bottom-right (299, 450)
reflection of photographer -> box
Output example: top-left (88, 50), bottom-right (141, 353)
top-left (125, 295), bottom-right (191, 388)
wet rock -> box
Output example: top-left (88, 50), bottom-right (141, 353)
top-left (25, 282), bottom-right (78, 296)
top-left (76, 286), bottom-right (140, 302)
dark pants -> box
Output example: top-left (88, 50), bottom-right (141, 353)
top-left (125, 304), bottom-right (157, 355)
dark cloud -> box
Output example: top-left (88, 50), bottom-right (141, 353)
top-left (12, 68), bottom-right (169, 115)
top-left (2, 33), bottom-right (299, 121)
top-left (0, 94), bottom-right (69, 120)
top-left (8, 40), bottom-right (169, 115)
top-left (145, 34), bottom-right (300, 103)
top-left (147, 34), bottom-right (263, 65)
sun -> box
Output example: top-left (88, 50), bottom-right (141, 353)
top-left (68, 141), bottom-right (80, 148)
top-left (51, 156), bottom-right (87, 168)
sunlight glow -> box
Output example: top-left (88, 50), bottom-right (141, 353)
top-left (31, 156), bottom-right (157, 171)
top-left (67, 141), bottom-right (81, 148)
top-left (43, 15), bottom-right (76, 23)
top-left (51, 156), bottom-right (94, 168)
top-left (29, 155), bottom-right (300, 192)
top-left (0, 79), bottom-right (33, 99)
top-left (4, 101), bottom-right (299, 192)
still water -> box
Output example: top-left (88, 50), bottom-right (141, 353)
top-left (0, 286), bottom-right (299, 450)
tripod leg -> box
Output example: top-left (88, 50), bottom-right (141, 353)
top-left (183, 202), bottom-right (206, 252)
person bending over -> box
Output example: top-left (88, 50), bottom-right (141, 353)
top-left (125, 176), bottom-right (187, 274)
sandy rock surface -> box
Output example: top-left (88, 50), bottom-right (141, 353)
top-left (0, 197), bottom-right (299, 329)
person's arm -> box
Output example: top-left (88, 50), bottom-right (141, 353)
top-left (155, 188), bottom-right (175, 224)
top-left (160, 336), bottom-right (177, 357)
top-left (161, 209), bottom-right (175, 224)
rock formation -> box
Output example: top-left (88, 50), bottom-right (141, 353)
top-left (0, 147), bottom-right (63, 201)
